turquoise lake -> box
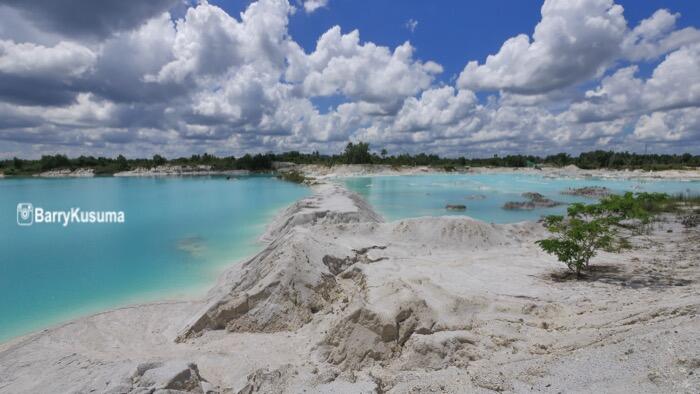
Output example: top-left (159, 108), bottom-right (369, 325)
top-left (2, 173), bottom-right (699, 343)
top-left (342, 173), bottom-right (700, 223)
top-left (0, 176), bottom-right (309, 342)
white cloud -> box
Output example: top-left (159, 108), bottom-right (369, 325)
top-left (392, 87), bottom-right (477, 134)
top-left (1, 0), bottom-right (178, 39)
top-left (568, 65), bottom-right (644, 122)
top-left (458, 0), bottom-right (626, 94)
top-left (633, 108), bottom-right (700, 143)
top-left (0, 40), bottom-right (95, 77)
top-left (457, 1), bottom-right (700, 99)
top-left (302, 0), bottom-right (328, 14)
top-left (643, 43), bottom-right (700, 110)
top-left (90, 12), bottom-right (179, 103)
top-left (37, 93), bottom-right (115, 127)
top-left (406, 19), bottom-right (418, 33)
top-left (622, 9), bottom-right (700, 61)
top-left (570, 43), bottom-right (700, 122)
top-left (147, 0), bottom-right (291, 84)
top-left (287, 26), bottom-right (442, 107)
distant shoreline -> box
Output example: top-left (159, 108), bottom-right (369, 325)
top-left (292, 163), bottom-right (700, 182)
top-left (5, 163), bottom-right (700, 181)
top-left (3, 148), bottom-right (700, 178)
top-left (0, 167), bottom-right (255, 178)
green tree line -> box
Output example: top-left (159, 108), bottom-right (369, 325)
top-left (2, 143), bottom-right (699, 176)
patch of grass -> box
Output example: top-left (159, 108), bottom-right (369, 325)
top-left (606, 236), bottom-right (632, 252)
top-left (667, 192), bottom-right (700, 211)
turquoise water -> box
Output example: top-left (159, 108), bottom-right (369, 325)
top-left (3, 173), bottom-right (697, 343)
top-left (343, 173), bottom-right (700, 223)
top-left (0, 176), bottom-right (309, 342)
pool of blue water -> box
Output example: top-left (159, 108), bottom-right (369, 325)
top-left (342, 173), bottom-right (700, 223)
top-left (0, 175), bottom-right (309, 342)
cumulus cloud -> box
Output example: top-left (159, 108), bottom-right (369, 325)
top-left (570, 43), bottom-right (700, 122)
top-left (0, 0), bottom-right (178, 39)
top-left (633, 108), bottom-right (700, 143)
top-left (287, 26), bottom-right (442, 108)
top-left (622, 9), bottom-right (700, 61)
top-left (0, 39), bottom-right (96, 105)
top-left (302, 0), bottom-right (328, 14)
top-left (88, 12), bottom-right (180, 104)
top-left (568, 65), bottom-right (644, 122)
top-left (458, 0), bottom-right (626, 94)
top-left (392, 87), bottom-right (478, 134)
top-left (456, 1), bottom-right (698, 99)
top-left (0, 40), bottom-right (95, 77)
top-left (147, 0), bottom-right (292, 84)
top-left (643, 43), bottom-right (700, 110)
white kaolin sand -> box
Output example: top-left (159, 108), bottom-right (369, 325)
top-left (295, 163), bottom-right (700, 181)
top-left (0, 180), bottom-right (698, 393)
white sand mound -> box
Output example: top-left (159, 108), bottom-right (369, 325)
top-left (294, 164), bottom-right (440, 179)
top-left (182, 210), bottom-right (542, 343)
top-left (178, 209), bottom-right (560, 382)
top-left (179, 185), bottom-right (384, 339)
top-left (259, 183), bottom-right (383, 242)
top-left (381, 216), bottom-right (544, 249)
top-left (178, 228), bottom-right (349, 338)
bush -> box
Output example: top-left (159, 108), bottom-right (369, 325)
top-left (152, 154), bottom-right (167, 166)
top-left (537, 216), bottom-right (615, 278)
top-left (343, 142), bottom-right (372, 164)
top-left (40, 154), bottom-right (71, 171)
top-left (597, 192), bottom-right (669, 222)
top-left (277, 170), bottom-right (307, 184)
top-left (536, 192), bottom-right (674, 278)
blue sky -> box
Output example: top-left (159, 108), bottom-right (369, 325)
top-left (0, 0), bottom-right (699, 158)
top-left (212, 0), bottom-right (700, 82)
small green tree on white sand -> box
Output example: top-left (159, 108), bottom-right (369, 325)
top-left (537, 193), bottom-right (673, 278)
top-left (536, 214), bottom-right (615, 278)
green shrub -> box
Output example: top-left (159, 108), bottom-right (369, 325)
top-left (596, 192), bottom-right (669, 222)
top-left (277, 170), bottom-right (307, 184)
top-left (536, 192), bottom-right (677, 278)
top-left (343, 142), bottom-right (372, 164)
top-left (537, 216), bottom-right (615, 278)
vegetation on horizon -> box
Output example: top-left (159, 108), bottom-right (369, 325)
top-left (2, 142), bottom-right (699, 176)
top-left (276, 169), bottom-right (309, 184)
top-left (0, 153), bottom-right (275, 176)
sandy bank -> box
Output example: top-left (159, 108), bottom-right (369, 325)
top-left (294, 163), bottom-right (700, 181)
top-left (114, 165), bottom-right (249, 177)
top-left (35, 168), bottom-right (95, 177)
top-left (0, 182), bottom-right (698, 393)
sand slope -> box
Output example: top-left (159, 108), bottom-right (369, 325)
top-left (0, 183), bottom-right (698, 393)
top-left (295, 163), bottom-right (700, 181)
